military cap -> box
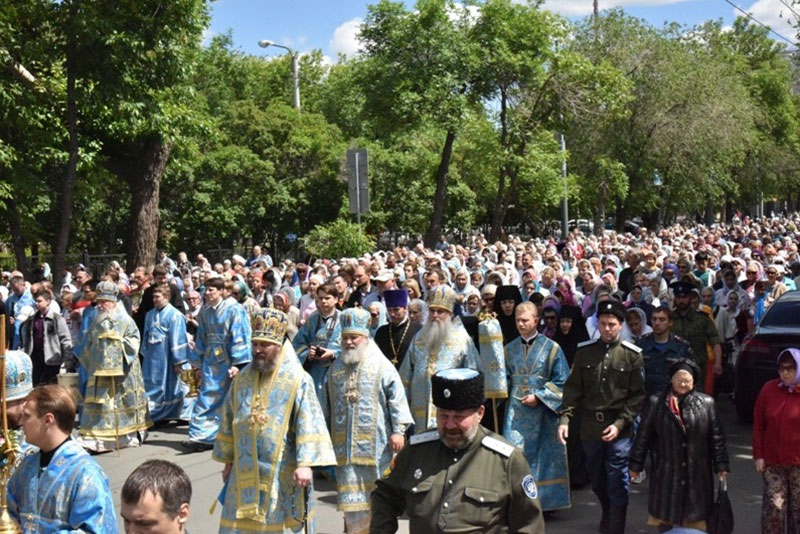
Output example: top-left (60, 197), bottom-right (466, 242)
top-left (670, 281), bottom-right (695, 297)
top-left (596, 300), bottom-right (626, 321)
top-left (431, 368), bottom-right (484, 411)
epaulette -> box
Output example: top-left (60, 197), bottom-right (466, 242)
top-left (577, 339), bottom-right (598, 349)
top-left (672, 335), bottom-right (691, 347)
top-left (621, 340), bottom-right (643, 353)
top-left (481, 436), bottom-right (514, 457)
top-left (410, 430), bottom-right (439, 446)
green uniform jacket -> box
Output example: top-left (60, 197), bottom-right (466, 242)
top-left (559, 338), bottom-right (645, 439)
top-left (370, 425), bottom-right (545, 534)
top-left (670, 309), bottom-right (721, 367)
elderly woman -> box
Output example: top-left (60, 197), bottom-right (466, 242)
top-left (629, 360), bottom-right (729, 532)
top-left (753, 348), bottom-right (800, 534)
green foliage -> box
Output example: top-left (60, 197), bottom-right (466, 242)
top-left (2, 0), bottom-right (800, 261)
top-left (303, 218), bottom-right (375, 259)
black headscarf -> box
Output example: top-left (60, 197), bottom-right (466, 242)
top-left (493, 285), bottom-right (522, 344)
top-left (552, 305), bottom-right (590, 366)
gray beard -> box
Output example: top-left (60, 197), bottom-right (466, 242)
top-left (342, 342), bottom-right (369, 366)
top-left (253, 357), bottom-right (277, 374)
top-left (420, 318), bottom-right (451, 354)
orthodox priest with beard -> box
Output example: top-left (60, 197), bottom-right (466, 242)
top-left (213, 308), bottom-right (336, 534)
top-left (374, 289), bottom-right (421, 369)
top-left (399, 285), bottom-right (481, 433)
top-left (320, 308), bottom-right (413, 534)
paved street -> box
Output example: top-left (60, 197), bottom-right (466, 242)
top-left (95, 394), bottom-right (759, 533)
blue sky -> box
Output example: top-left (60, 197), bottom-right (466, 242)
top-left (208, 0), bottom-right (796, 61)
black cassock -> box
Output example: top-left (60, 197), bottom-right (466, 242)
top-left (374, 319), bottom-right (422, 369)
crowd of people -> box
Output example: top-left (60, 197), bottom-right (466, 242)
top-left (2, 213), bottom-right (800, 532)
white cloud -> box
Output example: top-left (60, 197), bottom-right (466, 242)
top-left (201, 28), bottom-right (216, 46)
top-left (744, 0), bottom-right (797, 44)
top-left (329, 17), bottom-right (363, 60)
top-left (542, 0), bottom-right (694, 17)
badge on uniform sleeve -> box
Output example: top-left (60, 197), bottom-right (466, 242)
top-left (414, 468), bottom-right (422, 480)
top-left (522, 475), bottom-right (538, 499)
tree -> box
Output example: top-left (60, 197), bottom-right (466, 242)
top-left (359, 0), bottom-right (474, 247)
top-left (470, 0), bottom-right (630, 240)
top-left (72, 0), bottom-right (209, 267)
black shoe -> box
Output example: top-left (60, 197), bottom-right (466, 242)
top-left (181, 440), bottom-right (213, 452)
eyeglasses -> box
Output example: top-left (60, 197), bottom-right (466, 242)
top-left (482, 297), bottom-right (494, 302)
top-left (779, 365), bottom-right (797, 373)
top-left (767, 271), bottom-right (778, 275)
top-left (370, 312), bottom-right (379, 318)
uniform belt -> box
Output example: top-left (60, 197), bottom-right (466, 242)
top-left (593, 410), bottom-right (618, 423)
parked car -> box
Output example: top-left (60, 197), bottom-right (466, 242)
top-left (735, 291), bottom-right (800, 422)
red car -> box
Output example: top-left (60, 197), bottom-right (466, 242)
top-left (735, 291), bottom-right (800, 422)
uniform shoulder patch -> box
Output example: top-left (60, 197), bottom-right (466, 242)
top-left (577, 339), bottom-right (597, 349)
top-left (621, 340), bottom-right (643, 353)
top-left (410, 430), bottom-right (439, 446)
top-left (522, 474), bottom-right (538, 499)
top-left (481, 436), bottom-right (514, 457)
top-left (672, 334), bottom-right (691, 347)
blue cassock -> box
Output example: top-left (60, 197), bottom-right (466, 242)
top-left (141, 303), bottom-right (190, 422)
top-left (188, 298), bottom-right (252, 444)
top-left (503, 334), bottom-right (572, 511)
top-left (73, 305), bottom-right (100, 401)
top-left (292, 310), bottom-right (342, 399)
top-left (7, 288), bottom-right (34, 349)
top-left (8, 438), bottom-right (119, 534)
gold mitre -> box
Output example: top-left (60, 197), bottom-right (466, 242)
top-left (252, 308), bottom-right (288, 345)
top-left (427, 285), bottom-right (456, 313)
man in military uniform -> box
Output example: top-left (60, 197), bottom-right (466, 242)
top-left (558, 300), bottom-right (645, 534)
top-left (371, 368), bottom-right (545, 534)
top-left (374, 289), bottom-right (421, 369)
top-left (636, 306), bottom-right (693, 399)
top-left (670, 281), bottom-right (722, 389)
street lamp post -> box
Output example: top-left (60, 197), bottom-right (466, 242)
top-left (257, 39), bottom-right (300, 110)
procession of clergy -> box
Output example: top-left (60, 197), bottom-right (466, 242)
top-left (4, 271), bottom-right (624, 534)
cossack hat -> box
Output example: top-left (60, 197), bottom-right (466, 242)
top-left (431, 368), bottom-right (485, 411)
top-left (5, 350), bottom-right (32, 401)
top-left (95, 280), bottom-right (119, 302)
top-left (384, 289), bottom-right (409, 309)
top-left (596, 300), bottom-right (626, 322)
top-left (251, 308), bottom-right (289, 346)
top-left (670, 281), bottom-right (696, 297)
top-left (340, 308), bottom-right (371, 337)
top-left (426, 285), bottom-right (457, 313)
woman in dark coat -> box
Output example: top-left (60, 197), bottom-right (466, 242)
top-left (629, 360), bottom-right (730, 532)
top-left (552, 304), bottom-right (591, 489)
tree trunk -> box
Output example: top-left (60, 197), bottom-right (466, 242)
top-left (704, 195), bottom-right (714, 226)
top-left (5, 198), bottom-right (30, 277)
top-left (106, 139), bottom-right (172, 268)
top-left (594, 186), bottom-right (605, 237)
top-left (423, 130), bottom-right (455, 249)
top-left (53, 23), bottom-right (78, 290)
top-left (614, 196), bottom-right (626, 232)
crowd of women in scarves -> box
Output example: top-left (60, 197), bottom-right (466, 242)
top-left (3, 211), bottom-right (800, 533)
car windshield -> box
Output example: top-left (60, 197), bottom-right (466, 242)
top-left (761, 300), bottom-right (800, 327)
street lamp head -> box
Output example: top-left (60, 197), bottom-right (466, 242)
top-left (258, 39), bottom-right (274, 48)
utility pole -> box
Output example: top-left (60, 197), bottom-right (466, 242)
top-left (593, 0), bottom-right (599, 17)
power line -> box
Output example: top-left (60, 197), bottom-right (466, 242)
top-left (721, 0), bottom-right (798, 48)
top-left (776, 0), bottom-right (800, 21)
